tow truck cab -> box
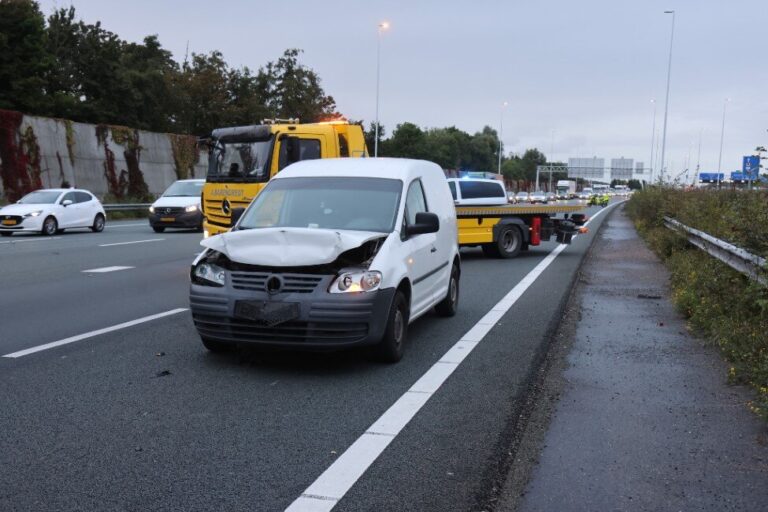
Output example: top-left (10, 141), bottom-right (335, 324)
top-left (200, 119), bottom-right (368, 237)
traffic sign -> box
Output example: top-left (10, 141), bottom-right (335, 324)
top-left (743, 156), bottom-right (760, 179)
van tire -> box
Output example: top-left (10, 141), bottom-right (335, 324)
top-left (374, 291), bottom-right (408, 363)
top-left (152, 226), bottom-right (165, 233)
top-left (201, 336), bottom-right (232, 353)
top-left (435, 264), bottom-right (459, 317)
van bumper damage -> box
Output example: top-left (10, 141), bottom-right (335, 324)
top-left (190, 277), bottom-right (395, 349)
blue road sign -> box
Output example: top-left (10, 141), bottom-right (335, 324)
top-left (743, 156), bottom-right (760, 179)
top-left (699, 172), bottom-right (724, 183)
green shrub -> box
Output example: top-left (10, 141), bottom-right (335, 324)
top-left (627, 187), bottom-right (768, 420)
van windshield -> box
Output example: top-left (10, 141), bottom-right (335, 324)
top-left (238, 177), bottom-right (402, 233)
top-left (163, 181), bottom-right (204, 197)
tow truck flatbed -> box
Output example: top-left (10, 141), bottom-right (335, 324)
top-left (455, 204), bottom-right (586, 217)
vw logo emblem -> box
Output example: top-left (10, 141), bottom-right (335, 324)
top-left (266, 275), bottom-right (283, 295)
top-left (221, 198), bottom-right (231, 215)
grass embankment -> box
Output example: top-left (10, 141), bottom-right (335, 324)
top-left (626, 188), bottom-right (768, 420)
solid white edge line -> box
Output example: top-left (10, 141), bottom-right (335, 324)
top-left (0, 237), bottom-right (62, 245)
top-left (99, 238), bottom-right (164, 247)
top-left (285, 201), bottom-right (621, 512)
top-left (2, 308), bottom-right (188, 358)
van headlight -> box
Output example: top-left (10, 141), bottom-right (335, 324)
top-left (192, 262), bottom-right (226, 287)
top-left (185, 204), bottom-right (199, 212)
top-left (330, 271), bottom-right (382, 293)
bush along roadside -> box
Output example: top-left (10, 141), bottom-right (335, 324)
top-left (626, 187), bottom-right (768, 421)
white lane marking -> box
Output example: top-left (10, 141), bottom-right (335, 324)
top-left (0, 237), bottom-right (62, 245)
top-left (105, 223), bottom-right (149, 228)
top-left (285, 202), bottom-right (620, 512)
top-left (2, 308), bottom-right (188, 358)
top-left (99, 238), bottom-right (164, 247)
top-left (81, 266), bottom-right (135, 273)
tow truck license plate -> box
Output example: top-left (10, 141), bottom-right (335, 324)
top-left (2, 219), bottom-right (16, 225)
top-left (235, 301), bottom-right (299, 327)
top-left (161, 217), bottom-right (175, 222)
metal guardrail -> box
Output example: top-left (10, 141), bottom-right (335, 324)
top-left (663, 216), bottom-right (767, 286)
top-left (103, 203), bottom-right (151, 212)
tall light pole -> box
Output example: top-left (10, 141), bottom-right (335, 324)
top-left (498, 101), bottom-right (508, 175)
top-left (649, 99), bottom-right (657, 182)
top-left (374, 21), bottom-right (390, 158)
top-left (659, 10), bottom-right (675, 184)
top-left (717, 97), bottom-right (730, 188)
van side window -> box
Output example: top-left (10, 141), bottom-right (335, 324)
top-left (405, 179), bottom-right (428, 225)
top-left (448, 181), bottom-right (457, 200)
top-left (278, 137), bottom-right (322, 171)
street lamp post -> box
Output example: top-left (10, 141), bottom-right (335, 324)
top-left (717, 98), bottom-right (730, 188)
top-left (498, 101), bottom-right (508, 175)
top-left (659, 10), bottom-right (675, 184)
top-left (649, 99), bottom-right (657, 182)
top-left (375, 21), bottom-right (389, 158)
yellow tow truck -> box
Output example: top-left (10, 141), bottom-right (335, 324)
top-left (200, 119), bottom-right (368, 237)
top-left (448, 177), bottom-right (587, 258)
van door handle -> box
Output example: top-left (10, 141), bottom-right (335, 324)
top-left (430, 247), bottom-right (437, 253)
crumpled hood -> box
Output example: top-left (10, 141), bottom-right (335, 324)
top-left (0, 203), bottom-right (53, 216)
top-left (200, 227), bottom-right (387, 266)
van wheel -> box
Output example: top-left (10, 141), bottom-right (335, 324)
top-left (152, 226), bottom-right (165, 233)
top-left (435, 264), bottom-right (459, 317)
top-left (201, 336), bottom-right (232, 353)
top-left (374, 291), bottom-right (409, 363)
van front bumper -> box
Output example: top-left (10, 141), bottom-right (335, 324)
top-left (190, 278), bottom-right (395, 349)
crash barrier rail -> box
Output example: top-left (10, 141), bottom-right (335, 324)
top-left (663, 216), bottom-right (767, 286)
top-left (103, 203), bottom-right (152, 212)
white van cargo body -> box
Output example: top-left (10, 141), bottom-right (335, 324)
top-left (189, 158), bottom-right (460, 362)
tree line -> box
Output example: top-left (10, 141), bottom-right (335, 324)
top-left (0, 0), bottom-right (560, 185)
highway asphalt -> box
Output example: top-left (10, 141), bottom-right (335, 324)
top-left (0, 203), bottom-right (613, 511)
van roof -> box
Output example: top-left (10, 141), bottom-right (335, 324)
top-left (275, 158), bottom-right (444, 182)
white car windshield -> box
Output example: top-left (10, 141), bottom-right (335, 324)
top-left (163, 181), bottom-right (204, 197)
top-left (238, 177), bottom-right (402, 233)
top-left (17, 191), bottom-right (62, 204)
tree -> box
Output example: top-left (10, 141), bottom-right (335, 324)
top-left (382, 122), bottom-right (427, 159)
top-left (0, 0), bottom-right (50, 112)
top-left (263, 49), bottom-right (336, 122)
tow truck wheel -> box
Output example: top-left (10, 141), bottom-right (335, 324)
top-left (373, 291), bottom-right (409, 363)
top-left (496, 225), bottom-right (522, 259)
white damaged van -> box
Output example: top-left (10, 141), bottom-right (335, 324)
top-left (189, 158), bottom-right (460, 362)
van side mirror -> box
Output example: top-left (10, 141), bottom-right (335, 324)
top-left (230, 207), bottom-right (245, 227)
top-left (406, 212), bottom-right (439, 237)
top-left (62, 199), bottom-right (73, 207)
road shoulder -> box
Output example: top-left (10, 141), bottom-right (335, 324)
top-left (497, 205), bottom-right (768, 512)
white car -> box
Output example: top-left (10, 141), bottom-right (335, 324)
top-left (148, 179), bottom-right (204, 233)
top-left (447, 178), bottom-right (507, 206)
top-left (0, 188), bottom-right (106, 237)
top-left (189, 158), bottom-right (460, 362)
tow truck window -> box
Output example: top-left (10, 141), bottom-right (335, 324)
top-left (459, 181), bottom-right (505, 199)
top-left (278, 138), bottom-right (322, 171)
top-left (207, 140), bottom-right (272, 182)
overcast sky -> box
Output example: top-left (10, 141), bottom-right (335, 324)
top-left (39, 0), bottom-right (768, 178)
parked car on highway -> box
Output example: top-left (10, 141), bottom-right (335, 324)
top-left (0, 188), bottom-right (106, 237)
top-left (529, 191), bottom-right (548, 204)
top-left (190, 158), bottom-right (460, 363)
top-left (515, 191), bottom-right (530, 203)
top-left (149, 179), bottom-right (205, 233)
top-left (447, 178), bottom-right (507, 206)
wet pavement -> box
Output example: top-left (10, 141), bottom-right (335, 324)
top-left (512, 206), bottom-right (768, 512)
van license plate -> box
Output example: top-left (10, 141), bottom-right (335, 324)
top-left (161, 217), bottom-right (175, 222)
top-left (235, 301), bottom-right (299, 327)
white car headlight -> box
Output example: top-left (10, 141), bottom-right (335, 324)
top-left (330, 271), bottom-right (382, 293)
top-left (23, 210), bottom-right (43, 218)
top-left (185, 204), bottom-right (199, 212)
top-left (193, 262), bottom-right (226, 287)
